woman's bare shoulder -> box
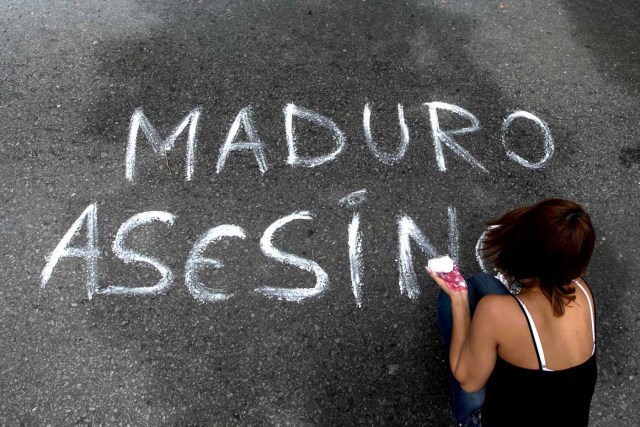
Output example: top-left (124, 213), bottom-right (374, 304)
top-left (573, 277), bottom-right (594, 296)
top-left (475, 294), bottom-right (523, 324)
top-left (570, 277), bottom-right (596, 310)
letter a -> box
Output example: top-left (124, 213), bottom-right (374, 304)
top-left (41, 203), bottom-right (100, 300)
top-left (216, 106), bottom-right (268, 174)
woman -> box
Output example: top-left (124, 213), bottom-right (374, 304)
top-left (427, 199), bottom-right (597, 426)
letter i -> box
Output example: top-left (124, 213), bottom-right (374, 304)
top-left (349, 212), bottom-right (364, 307)
top-left (338, 189), bottom-right (367, 307)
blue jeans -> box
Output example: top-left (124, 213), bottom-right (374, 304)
top-left (436, 273), bottom-right (510, 426)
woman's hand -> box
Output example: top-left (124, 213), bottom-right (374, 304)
top-left (426, 266), bottom-right (468, 297)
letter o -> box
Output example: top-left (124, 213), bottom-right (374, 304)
top-left (501, 111), bottom-right (554, 169)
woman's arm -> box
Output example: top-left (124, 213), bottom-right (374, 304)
top-left (427, 268), bottom-right (500, 392)
top-left (451, 296), bottom-right (501, 391)
top-left (447, 292), bottom-right (472, 375)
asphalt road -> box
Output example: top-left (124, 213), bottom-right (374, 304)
top-left (1, 0), bottom-right (639, 425)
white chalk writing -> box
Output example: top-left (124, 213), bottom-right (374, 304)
top-left (285, 104), bottom-right (346, 168)
top-left (185, 224), bottom-right (247, 302)
top-left (256, 211), bottom-right (330, 301)
top-left (40, 202), bottom-right (467, 306)
top-left (501, 111), bottom-right (554, 169)
top-left (363, 103), bottom-right (410, 164)
top-left (41, 203), bottom-right (100, 299)
top-left (101, 211), bottom-right (176, 296)
top-left (123, 102), bottom-right (553, 180)
top-left (126, 107), bottom-right (201, 181)
top-left (425, 102), bottom-right (487, 173)
top-left (216, 106), bottom-right (268, 174)
top-left (397, 210), bottom-right (458, 300)
top-left (349, 212), bottom-right (364, 307)
top-left (41, 100), bottom-right (558, 306)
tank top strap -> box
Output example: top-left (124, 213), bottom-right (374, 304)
top-left (573, 279), bottom-right (596, 355)
top-left (510, 294), bottom-right (550, 371)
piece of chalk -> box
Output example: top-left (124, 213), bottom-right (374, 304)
top-left (427, 255), bottom-right (467, 291)
top-left (427, 255), bottom-right (454, 273)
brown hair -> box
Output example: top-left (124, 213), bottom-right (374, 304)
top-left (482, 199), bottom-right (595, 316)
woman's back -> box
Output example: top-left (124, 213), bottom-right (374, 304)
top-left (431, 199), bottom-right (598, 426)
top-left (495, 278), bottom-right (595, 370)
top-left (481, 278), bottom-right (597, 426)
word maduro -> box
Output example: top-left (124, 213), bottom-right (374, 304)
top-left (126, 102), bottom-right (554, 181)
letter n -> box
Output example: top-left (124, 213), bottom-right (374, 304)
top-left (397, 210), bottom-right (459, 299)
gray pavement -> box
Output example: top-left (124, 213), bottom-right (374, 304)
top-left (1, 0), bottom-right (638, 425)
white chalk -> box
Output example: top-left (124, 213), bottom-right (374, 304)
top-left (475, 225), bottom-right (499, 273)
top-left (101, 211), bottom-right (175, 296)
top-left (285, 104), bottom-right (346, 167)
top-left (256, 211), bottom-right (329, 301)
top-left (216, 106), bottom-right (268, 175)
top-left (40, 203), bottom-right (100, 300)
top-left (427, 255), bottom-right (454, 273)
top-left (348, 212), bottom-right (364, 307)
top-left (397, 208), bottom-right (460, 299)
top-left (425, 102), bottom-right (487, 173)
top-left (185, 224), bottom-right (247, 303)
top-left (397, 214), bottom-right (438, 299)
top-left (363, 102), bottom-right (410, 165)
top-left (338, 190), bottom-right (366, 307)
top-left (448, 206), bottom-right (459, 262)
top-left (501, 111), bottom-right (554, 169)
top-left (126, 107), bottom-right (202, 181)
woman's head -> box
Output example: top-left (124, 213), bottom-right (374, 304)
top-left (482, 199), bottom-right (595, 316)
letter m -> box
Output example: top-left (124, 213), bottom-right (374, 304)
top-left (125, 107), bottom-right (202, 181)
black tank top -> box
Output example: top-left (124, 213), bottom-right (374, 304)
top-left (483, 354), bottom-right (596, 426)
top-left (482, 281), bottom-right (597, 426)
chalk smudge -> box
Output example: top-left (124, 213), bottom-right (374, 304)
top-left (338, 189), bottom-right (368, 208)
